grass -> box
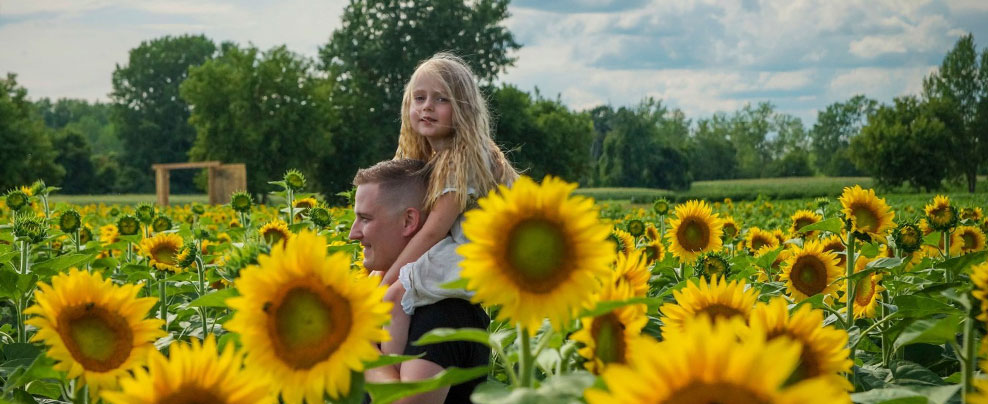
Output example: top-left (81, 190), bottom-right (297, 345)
top-left (48, 194), bottom-right (208, 206)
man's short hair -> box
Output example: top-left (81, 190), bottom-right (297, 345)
top-left (353, 159), bottom-right (429, 211)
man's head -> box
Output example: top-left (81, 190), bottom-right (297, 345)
top-left (348, 159), bottom-right (429, 272)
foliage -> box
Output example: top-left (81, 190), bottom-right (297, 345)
top-left (852, 96), bottom-right (955, 191)
top-left (809, 95), bottom-right (877, 176)
top-left (110, 34), bottom-right (216, 193)
top-left (0, 74), bottom-right (64, 191)
top-left (316, 0), bottom-right (520, 192)
top-left (595, 99), bottom-right (691, 190)
top-left (52, 130), bottom-right (95, 194)
top-left (181, 43), bottom-right (332, 197)
top-left (923, 33), bottom-right (988, 193)
top-left (35, 98), bottom-right (119, 155)
top-left (687, 113), bottom-right (739, 180)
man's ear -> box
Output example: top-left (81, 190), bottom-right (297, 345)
top-left (401, 207), bottom-right (421, 237)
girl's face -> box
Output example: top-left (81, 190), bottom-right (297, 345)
top-left (409, 72), bottom-right (454, 146)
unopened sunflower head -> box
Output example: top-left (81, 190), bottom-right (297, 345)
top-left (625, 219), bottom-right (645, 238)
top-left (4, 189), bottom-right (30, 212)
top-left (695, 252), bottom-right (731, 281)
top-left (230, 190), bottom-right (253, 213)
top-left (652, 198), bottom-right (670, 216)
top-left (135, 203), bottom-right (155, 225)
top-left (924, 195), bottom-right (957, 232)
top-left (892, 222), bottom-right (923, 254)
top-left (151, 215), bottom-right (173, 233)
top-left (283, 168), bottom-right (307, 191)
top-left (117, 215), bottom-right (140, 236)
top-left (13, 213), bottom-right (47, 243)
top-left (59, 209), bottom-right (81, 233)
top-left (309, 205), bottom-right (333, 228)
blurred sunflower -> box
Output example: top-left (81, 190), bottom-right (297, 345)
top-left (611, 249), bottom-right (650, 299)
top-left (659, 276), bottom-right (758, 333)
top-left (665, 200), bottom-right (724, 263)
top-left (780, 240), bottom-right (841, 302)
top-left (971, 262), bottom-right (988, 322)
top-left (721, 216), bottom-right (740, 240)
top-left (458, 176), bottom-right (615, 332)
top-left (102, 336), bottom-right (274, 404)
top-left (585, 317), bottom-right (850, 404)
top-left (925, 195), bottom-right (957, 232)
top-left (609, 228), bottom-right (636, 256)
top-left (259, 220), bottom-right (291, 247)
top-left (839, 185), bottom-right (895, 238)
top-left (140, 233), bottom-right (185, 273)
top-left (59, 209), bottom-right (82, 234)
top-left (99, 224), bottom-right (119, 247)
top-left (820, 235), bottom-right (847, 268)
top-left (892, 222), bottom-right (923, 254)
top-left (746, 226), bottom-right (779, 254)
top-left (842, 255), bottom-right (885, 319)
top-left (117, 215), bottom-right (140, 236)
top-left (790, 210), bottom-right (822, 239)
top-left (652, 198), bottom-right (670, 216)
top-left (25, 268), bottom-right (164, 396)
top-left (961, 206), bottom-right (984, 223)
top-left (225, 230), bottom-right (390, 403)
top-left (746, 297), bottom-right (852, 387)
top-left (572, 278), bottom-right (648, 374)
top-left (695, 252), bottom-right (730, 280)
top-left (644, 223), bottom-right (661, 242)
top-left (956, 225), bottom-right (986, 255)
top-left (151, 215), bottom-right (172, 233)
top-left (641, 239), bottom-right (665, 266)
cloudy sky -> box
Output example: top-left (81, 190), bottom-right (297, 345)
top-left (2, 0), bottom-right (987, 125)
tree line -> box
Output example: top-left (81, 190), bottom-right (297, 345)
top-left (2, 0), bottom-right (986, 197)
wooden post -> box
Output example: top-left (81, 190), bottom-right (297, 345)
top-left (155, 168), bottom-right (170, 206)
top-left (207, 166), bottom-right (218, 205)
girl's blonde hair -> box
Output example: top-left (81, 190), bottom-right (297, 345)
top-left (395, 52), bottom-right (518, 211)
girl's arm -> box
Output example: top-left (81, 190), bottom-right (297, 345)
top-left (380, 192), bottom-right (461, 285)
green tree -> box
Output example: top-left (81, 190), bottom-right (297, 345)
top-left (728, 102), bottom-right (775, 178)
top-left (809, 95), bottom-right (877, 176)
top-left (111, 34), bottom-right (215, 192)
top-left (52, 130), bottom-right (95, 194)
top-left (596, 99), bottom-right (691, 190)
top-left (688, 113), bottom-right (738, 180)
top-left (923, 33), bottom-right (988, 192)
top-left (181, 43), bottom-right (332, 197)
top-left (0, 74), bottom-right (64, 191)
top-left (851, 96), bottom-right (954, 191)
top-left (36, 98), bottom-right (120, 155)
top-left (317, 0), bottom-right (520, 191)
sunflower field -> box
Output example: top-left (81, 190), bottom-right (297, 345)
top-left (2, 173), bottom-right (988, 404)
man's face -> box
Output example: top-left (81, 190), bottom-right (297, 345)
top-left (348, 183), bottom-right (411, 272)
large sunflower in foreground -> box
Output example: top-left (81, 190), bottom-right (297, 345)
top-left (25, 268), bottom-right (164, 396)
top-left (665, 200), bottom-right (724, 263)
top-left (791, 210), bottom-right (822, 239)
top-left (659, 276), bottom-right (758, 333)
top-left (459, 176), bottom-right (615, 332)
top-left (102, 336), bottom-right (274, 404)
top-left (572, 280), bottom-right (648, 374)
top-left (585, 317), bottom-right (851, 404)
top-left (747, 297), bottom-right (852, 388)
top-left (780, 240), bottom-right (842, 302)
top-left (842, 255), bottom-right (885, 319)
top-left (969, 361), bottom-right (988, 404)
top-left (225, 230), bottom-right (391, 403)
top-left (839, 185), bottom-right (895, 238)
top-left (746, 226), bottom-right (780, 254)
top-left (139, 233), bottom-right (185, 273)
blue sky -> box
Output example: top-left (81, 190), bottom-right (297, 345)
top-left (2, 0), bottom-right (987, 127)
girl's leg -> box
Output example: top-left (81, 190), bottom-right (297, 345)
top-left (381, 281), bottom-right (411, 356)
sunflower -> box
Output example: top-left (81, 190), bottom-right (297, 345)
top-left (839, 185), bottom-right (895, 238)
top-left (925, 195), bottom-right (957, 231)
top-left (4, 189), bottom-right (30, 211)
top-left (756, 248), bottom-right (791, 283)
top-left (971, 262), bottom-right (988, 322)
top-left (572, 272), bottom-right (648, 374)
top-left (747, 297), bottom-right (852, 387)
top-left (458, 176), bottom-right (615, 332)
top-left (25, 268), bottom-right (164, 396)
top-left (230, 191), bottom-right (253, 213)
top-left (961, 207), bottom-right (984, 224)
top-left (659, 276), bottom-right (758, 333)
top-left (59, 209), bottom-right (82, 233)
top-left (842, 255), bottom-right (885, 319)
top-left (644, 223), bottom-right (661, 242)
top-left (100, 224), bottom-right (119, 247)
top-left (791, 210), bottom-right (822, 239)
top-left (652, 198), bottom-right (670, 216)
top-left (625, 219), bottom-right (645, 238)
top-left (780, 240), bottom-right (842, 302)
top-left (293, 197), bottom-right (318, 210)
top-left (259, 220), bottom-right (292, 247)
top-left (80, 226), bottom-right (94, 245)
top-left (283, 169), bottom-right (307, 191)
top-left (969, 361), bottom-right (988, 404)
top-left (612, 249), bottom-right (650, 298)
top-left (117, 215), bottom-right (140, 236)
top-left (609, 228), bottom-right (636, 256)
top-left (225, 230), bottom-right (390, 403)
top-left (135, 203), bottom-right (155, 225)
top-left (695, 252), bottom-right (730, 280)
top-left (665, 200), bottom-right (724, 263)
top-left (892, 222), bottom-right (923, 254)
top-left (140, 233), bottom-right (185, 273)
top-left (821, 234), bottom-right (847, 268)
top-left (309, 205), bottom-right (333, 228)
top-left (151, 215), bottom-right (172, 233)
top-left (956, 225), bottom-right (986, 255)
top-left (102, 335), bottom-right (273, 404)
top-left (746, 226), bottom-right (779, 254)
top-left (721, 216), bottom-right (740, 240)
top-left (641, 239), bottom-right (665, 265)
top-left (585, 317), bottom-right (850, 404)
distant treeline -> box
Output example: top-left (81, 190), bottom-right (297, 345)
top-left (2, 0), bottom-right (986, 198)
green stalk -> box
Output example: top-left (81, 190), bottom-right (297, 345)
top-left (158, 272), bottom-right (168, 329)
top-left (517, 325), bottom-right (534, 388)
top-left (196, 255), bottom-right (208, 338)
top-left (945, 230), bottom-right (953, 282)
top-left (844, 226), bottom-right (857, 384)
top-left (963, 315), bottom-right (977, 401)
top-left (287, 189), bottom-right (294, 227)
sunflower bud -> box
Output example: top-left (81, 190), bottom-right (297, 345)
top-left (892, 223), bottom-right (923, 254)
top-left (230, 191), bottom-right (253, 213)
top-left (652, 198), bottom-right (670, 216)
top-left (79, 226), bottom-right (94, 244)
top-left (109, 207), bottom-right (120, 217)
top-left (191, 203), bottom-right (206, 215)
top-left (14, 213), bottom-right (48, 243)
top-left (625, 219), bottom-right (645, 238)
top-left (135, 203), bottom-right (156, 225)
top-left (117, 215), bottom-right (140, 236)
top-left (695, 252), bottom-right (730, 280)
top-left (283, 169), bottom-right (306, 191)
top-left (152, 215), bottom-right (173, 233)
top-left (4, 190), bottom-right (30, 212)
top-left (309, 205), bottom-right (333, 228)
top-left (59, 210), bottom-right (81, 233)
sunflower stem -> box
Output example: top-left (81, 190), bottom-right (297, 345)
top-left (963, 315), bottom-right (977, 401)
top-left (490, 336), bottom-right (519, 387)
top-left (844, 226), bottom-right (856, 385)
top-left (158, 272), bottom-right (168, 329)
top-left (287, 189), bottom-right (294, 227)
top-left (944, 230), bottom-right (953, 282)
top-left (518, 325), bottom-right (534, 388)
top-left (196, 255), bottom-right (208, 338)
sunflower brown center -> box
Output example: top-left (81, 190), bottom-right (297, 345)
top-left (930, 206), bottom-right (952, 226)
top-left (794, 218), bottom-right (816, 233)
top-left (697, 304), bottom-right (743, 322)
top-left (791, 256), bottom-right (827, 296)
top-left (750, 235), bottom-right (771, 251)
top-left (158, 386), bottom-right (226, 404)
top-left (961, 232), bottom-right (976, 250)
top-left (664, 382), bottom-right (770, 404)
top-left (267, 283), bottom-right (352, 370)
top-left (723, 224), bottom-right (738, 238)
top-left (263, 228), bottom-right (286, 245)
top-left (506, 218), bottom-right (571, 293)
top-left (901, 228), bottom-right (919, 246)
top-left (57, 304), bottom-right (134, 372)
top-left (677, 219), bottom-right (710, 251)
top-left (850, 203), bottom-right (879, 233)
top-left (151, 245), bottom-right (178, 265)
top-left (591, 312), bottom-right (626, 366)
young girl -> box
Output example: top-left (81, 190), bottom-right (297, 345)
top-left (379, 52), bottom-right (518, 358)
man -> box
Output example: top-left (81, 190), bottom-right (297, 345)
top-left (348, 159), bottom-right (490, 404)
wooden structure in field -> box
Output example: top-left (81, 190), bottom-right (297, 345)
top-left (152, 161), bottom-right (246, 206)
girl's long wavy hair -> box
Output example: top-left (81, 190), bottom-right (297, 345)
top-left (395, 52), bottom-right (518, 211)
